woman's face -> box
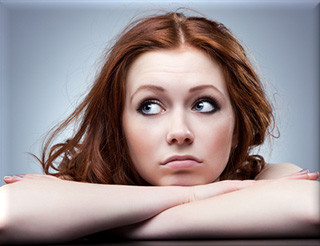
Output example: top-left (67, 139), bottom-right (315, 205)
top-left (122, 46), bottom-right (237, 186)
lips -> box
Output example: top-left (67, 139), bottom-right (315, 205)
top-left (161, 155), bottom-right (202, 169)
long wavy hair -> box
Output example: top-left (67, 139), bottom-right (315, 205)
top-left (39, 12), bottom-right (276, 184)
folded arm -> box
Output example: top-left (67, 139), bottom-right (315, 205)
top-left (0, 175), bottom-right (257, 244)
top-left (113, 179), bottom-right (319, 239)
top-left (1, 163), bottom-right (318, 243)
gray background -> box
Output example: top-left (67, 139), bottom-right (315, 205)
top-left (0, 0), bottom-right (319, 186)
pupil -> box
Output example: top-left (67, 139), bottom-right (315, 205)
top-left (197, 102), bottom-right (204, 110)
top-left (145, 104), bottom-right (151, 111)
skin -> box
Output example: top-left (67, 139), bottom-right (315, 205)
top-left (115, 179), bottom-right (319, 239)
top-left (0, 47), bottom-right (319, 243)
top-left (0, 176), bottom-right (263, 243)
top-left (2, 169), bottom-right (318, 243)
top-left (122, 46), bottom-right (236, 186)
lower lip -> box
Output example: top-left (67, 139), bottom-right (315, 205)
top-left (162, 160), bottom-right (201, 169)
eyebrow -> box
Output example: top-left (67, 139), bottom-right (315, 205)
top-left (130, 85), bottom-right (165, 102)
top-left (189, 85), bottom-right (224, 97)
top-left (130, 84), bottom-right (224, 102)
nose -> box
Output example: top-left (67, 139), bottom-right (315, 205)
top-left (166, 114), bottom-right (194, 145)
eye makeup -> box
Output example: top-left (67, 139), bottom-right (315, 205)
top-left (137, 98), bottom-right (165, 115)
top-left (136, 94), bottom-right (221, 116)
top-left (192, 96), bottom-right (221, 114)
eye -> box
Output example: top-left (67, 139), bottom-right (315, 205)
top-left (137, 100), bottom-right (164, 115)
top-left (192, 97), bottom-right (219, 114)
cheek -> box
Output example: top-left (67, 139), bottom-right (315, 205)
top-left (208, 122), bottom-right (233, 149)
top-left (199, 116), bottom-right (235, 168)
top-left (122, 114), bottom-right (162, 171)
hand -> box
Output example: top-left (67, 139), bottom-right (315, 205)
top-left (3, 174), bottom-right (62, 184)
top-left (281, 169), bottom-right (319, 181)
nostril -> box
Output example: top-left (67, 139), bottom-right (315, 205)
top-left (171, 138), bottom-right (177, 144)
top-left (185, 138), bottom-right (192, 144)
top-left (167, 132), bottom-right (194, 145)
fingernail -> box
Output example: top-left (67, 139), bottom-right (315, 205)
top-left (4, 176), bottom-right (12, 180)
top-left (308, 171), bottom-right (319, 176)
top-left (4, 175), bottom-right (23, 180)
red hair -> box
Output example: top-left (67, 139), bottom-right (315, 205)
top-left (39, 12), bottom-right (276, 184)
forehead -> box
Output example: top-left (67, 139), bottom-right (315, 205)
top-left (126, 46), bottom-right (228, 94)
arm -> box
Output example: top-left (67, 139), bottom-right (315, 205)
top-left (115, 179), bottom-right (319, 239)
top-left (255, 163), bottom-right (303, 180)
top-left (0, 175), bottom-right (257, 244)
top-left (109, 164), bottom-right (319, 239)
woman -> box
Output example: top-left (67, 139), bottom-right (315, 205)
top-left (0, 12), bottom-right (319, 243)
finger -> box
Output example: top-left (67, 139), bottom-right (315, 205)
top-left (280, 169), bottom-right (308, 179)
top-left (13, 174), bottom-right (55, 180)
top-left (3, 174), bottom-right (57, 184)
top-left (3, 175), bottom-right (24, 184)
top-left (282, 170), bottom-right (319, 181)
top-left (307, 171), bottom-right (319, 180)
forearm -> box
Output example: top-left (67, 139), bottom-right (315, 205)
top-left (0, 178), bottom-right (187, 243)
top-left (117, 180), bottom-right (319, 239)
top-left (0, 175), bottom-right (262, 243)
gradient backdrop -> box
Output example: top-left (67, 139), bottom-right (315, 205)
top-left (0, 0), bottom-right (319, 186)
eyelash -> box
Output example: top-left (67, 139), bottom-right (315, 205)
top-left (136, 96), bottom-right (221, 115)
top-left (137, 99), bottom-right (164, 115)
top-left (192, 96), bottom-right (220, 114)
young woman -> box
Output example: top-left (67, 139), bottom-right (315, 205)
top-left (0, 12), bottom-right (319, 244)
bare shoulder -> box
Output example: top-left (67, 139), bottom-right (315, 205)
top-left (255, 163), bottom-right (302, 180)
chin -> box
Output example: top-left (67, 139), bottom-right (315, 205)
top-left (156, 175), bottom-right (216, 186)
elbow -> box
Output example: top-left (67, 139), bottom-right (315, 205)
top-left (0, 185), bottom-right (27, 244)
top-left (0, 214), bottom-right (15, 245)
top-left (263, 179), bottom-right (319, 238)
top-left (300, 192), bottom-right (320, 236)
top-left (0, 222), bottom-right (9, 245)
top-left (0, 187), bottom-right (10, 244)
top-left (302, 181), bottom-right (319, 225)
top-left (295, 207), bottom-right (320, 238)
top-left (288, 180), bottom-right (320, 237)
